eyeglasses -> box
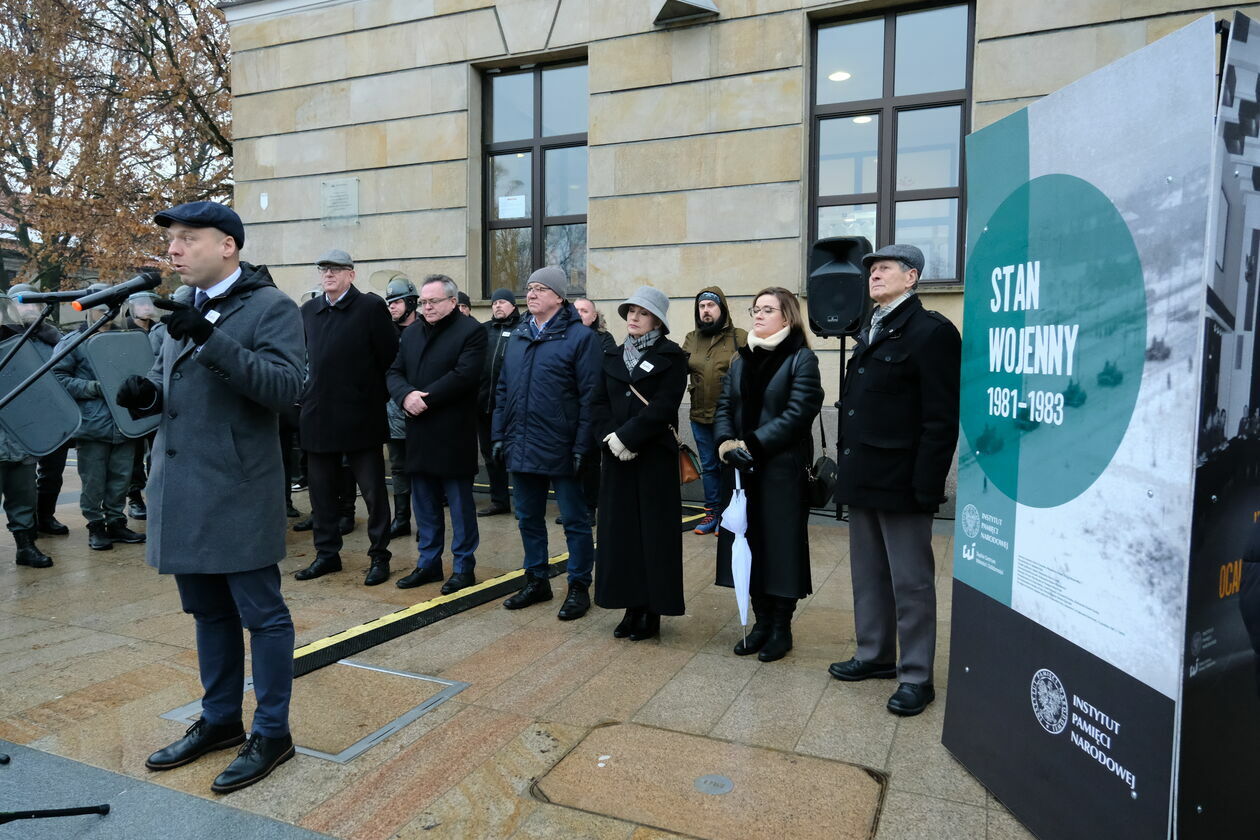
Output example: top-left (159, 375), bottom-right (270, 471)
top-left (748, 306), bottom-right (781, 316)
top-left (316, 266), bottom-right (350, 275)
top-left (418, 297), bottom-right (454, 308)
top-left (524, 284), bottom-right (556, 295)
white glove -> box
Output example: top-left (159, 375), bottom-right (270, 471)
top-left (618, 448), bottom-right (637, 462)
top-left (605, 432), bottom-right (636, 461)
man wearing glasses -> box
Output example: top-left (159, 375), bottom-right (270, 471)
top-left (387, 275), bottom-right (487, 593)
top-left (492, 266), bottom-right (602, 619)
top-left (294, 249), bottom-right (399, 586)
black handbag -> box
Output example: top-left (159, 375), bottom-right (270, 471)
top-left (807, 415), bottom-right (838, 508)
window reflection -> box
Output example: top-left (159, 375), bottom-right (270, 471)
top-left (492, 73), bottom-right (534, 142)
top-left (895, 6), bottom-right (968, 96)
top-left (819, 115), bottom-right (880, 196)
top-left (896, 106), bottom-right (961, 191)
top-left (819, 204), bottom-right (877, 246)
top-left (816, 18), bottom-right (884, 104)
top-left (491, 153), bottom-right (532, 221)
top-left (543, 65), bottom-right (588, 136)
top-left (545, 147), bottom-right (588, 216)
top-left (546, 225), bottom-right (587, 290)
top-left (895, 198), bottom-right (958, 281)
top-left (490, 229), bottom-right (532, 292)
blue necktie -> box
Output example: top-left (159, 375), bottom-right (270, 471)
top-left (194, 290), bottom-right (210, 312)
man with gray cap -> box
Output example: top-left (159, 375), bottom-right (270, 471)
top-left (828, 244), bottom-right (960, 718)
top-left (492, 266), bottom-right (601, 619)
top-left (476, 287), bottom-right (521, 517)
top-left (294, 249), bottom-right (399, 586)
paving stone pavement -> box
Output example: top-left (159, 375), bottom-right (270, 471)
top-left (0, 478), bottom-right (1036, 840)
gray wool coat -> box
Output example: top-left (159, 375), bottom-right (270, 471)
top-left (142, 263), bottom-right (305, 575)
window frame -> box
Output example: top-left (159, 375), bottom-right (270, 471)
top-left (809, 2), bottom-right (976, 285)
top-left (482, 61), bottom-right (589, 297)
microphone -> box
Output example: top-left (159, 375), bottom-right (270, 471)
top-left (71, 273), bottom-right (162, 312)
top-left (11, 289), bottom-right (90, 304)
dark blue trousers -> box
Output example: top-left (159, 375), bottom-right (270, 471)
top-left (410, 474), bottom-right (478, 575)
top-left (175, 565), bottom-right (294, 738)
top-left (511, 471), bottom-right (594, 586)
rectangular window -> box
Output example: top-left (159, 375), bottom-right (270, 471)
top-left (483, 62), bottom-right (588, 297)
top-left (811, 5), bottom-right (973, 284)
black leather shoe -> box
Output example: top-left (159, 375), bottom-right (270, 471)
top-left (477, 503), bottom-right (510, 517)
top-left (613, 609), bottom-right (641, 638)
top-left (292, 515), bottom-right (314, 532)
top-left (504, 576), bottom-right (552, 609)
top-left (106, 522), bottom-right (146, 544)
top-left (146, 718), bottom-right (245, 771)
top-left (363, 559), bottom-right (390, 586)
top-left (87, 523), bottom-right (113, 551)
top-left (829, 657), bottom-right (898, 682)
top-left (128, 499), bottom-right (148, 520)
top-left (396, 565), bottom-right (443, 589)
top-left (389, 518), bottom-right (411, 538)
top-left (557, 582), bottom-right (590, 620)
top-left (338, 516), bottom-right (355, 535)
top-left (37, 516), bottom-right (69, 536)
top-left (211, 732), bottom-right (295, 793)
top-left (286, 503), bottom-right (300, 518)
top-left (441, 571), bottom-right (476, 595)
top-left (887, 682), bottom-right (935, 716)
top-left (294, 556), bottom-right (342, 580)
top-left (629, 611), bottom-right (660, 641)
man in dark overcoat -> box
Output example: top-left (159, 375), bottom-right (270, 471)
top-left (491, 266), bottom-right (602, 620)
top-left (829, 244), bottom-right (961, 717)
top-left (293, 249), bottom-right (399, 586)
top-left (115, 201), bottom-right (305, 792)
top-left (387, 275), bottom-right (487, 594)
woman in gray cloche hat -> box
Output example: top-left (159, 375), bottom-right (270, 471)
top-left (590, 286), bottom-right (689, 640)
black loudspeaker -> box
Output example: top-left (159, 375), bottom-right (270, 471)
top-left (807, 236), bottom-right (873, 337)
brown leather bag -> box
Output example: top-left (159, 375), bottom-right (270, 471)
top-left (629, 383), bottom-right (701, 484)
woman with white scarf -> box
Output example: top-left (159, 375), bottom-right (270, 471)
top-left (714, 287), bottom-right (824, 661)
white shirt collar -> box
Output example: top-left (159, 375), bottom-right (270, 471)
top-left (202, 266), bottom-right (242, 301)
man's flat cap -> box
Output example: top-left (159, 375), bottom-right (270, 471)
top-left (154, 201), bottom-right (245, 249)
top-left (314, 249), bottom-right (354, 269)
top-left (862, 243), bottom-right (925, 275)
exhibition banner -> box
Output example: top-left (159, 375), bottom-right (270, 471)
top-left (943, 16), bottom-right (1216, 839)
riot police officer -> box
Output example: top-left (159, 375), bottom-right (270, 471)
top-left (385, 275), bottom-right (419, 538)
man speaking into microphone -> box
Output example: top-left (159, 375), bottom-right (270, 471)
top-left (115, 201), bottom-right (305, 793)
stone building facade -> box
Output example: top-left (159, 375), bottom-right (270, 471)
top-left (220, 0), bottom-right (1255, 399)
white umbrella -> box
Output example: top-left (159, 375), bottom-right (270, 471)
top-left (720, 471), bottom-right (752, 644)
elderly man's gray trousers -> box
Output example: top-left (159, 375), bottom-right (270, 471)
top-left (848, 506), bottom-right (937, 686)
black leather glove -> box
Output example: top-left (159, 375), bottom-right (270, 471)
top-left (155, 297), bottom-right (213, 345)
top-left (726, 447), bottom-right (755, 471)
top-left (572, 452), bottom-right (584, 475)
top-left (115, 374), bottom-right (160, 418)
top-left (491, 441), bottom-right (506, 466)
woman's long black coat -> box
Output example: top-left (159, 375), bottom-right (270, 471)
top-left (591, 337), bottom-right (689, 615)
top-left (714, 338), bottom-right (824, 599)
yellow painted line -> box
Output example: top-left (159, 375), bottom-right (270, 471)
top-left (292, 553), bottom-right (569, 659)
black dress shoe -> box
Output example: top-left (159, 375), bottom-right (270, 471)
top-left (363, 559), bottom-right (390, 586)
top-left (294, 555), bottom-right (342, 580)
top-left (37, 516), bottom-right (69, 536)
top-left (146, 718), bottom-right (245, 771)
top-left (286, 503), bottom-right (300, 518)
top-left (477, 503), bottom-right (510, 517)
top-left (613, 609), bottom-right (641, 638)
top-left (556, 581), bottom-right (590, 620)
top-left (106, 522), bottom-right (146, 543)
top-left (211, 732), bottom-right (295, 793)
top-left (504, 576), bottom-right (552, 609)
top-left (292, 515), bottom-right (314, 532)
top-left (887, 682), bottom-right (935, 716)
top-left (441, 571), bottom-right (476, 595)
top-left (338, 516), bottom-right (355, 535)
top-left (396, 565), bottom-right (443, 589)
top-left (828, 657), bottom-right (898, 682)
top-left (128, 499), bottom-right (148, 520)
top-left (629, 611), bottom-right (660, 641)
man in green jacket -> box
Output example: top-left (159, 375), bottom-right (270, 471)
top-left (680, 286), bottom-right (746, 534)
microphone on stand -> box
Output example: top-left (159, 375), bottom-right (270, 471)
top-left (71, 273), bottom-right (162, 312)
top-left (10, 289), bottom-right (90, 304)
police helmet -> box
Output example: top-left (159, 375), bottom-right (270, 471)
top-left (385, 275), bottom-right (418, 303)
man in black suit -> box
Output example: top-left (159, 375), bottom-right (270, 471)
top-left (387, 276), bottom-right (487, 594)
top-left (829, 244), bottom-right (961, 717)
top-left (294, 249), bottom-right (399, 586)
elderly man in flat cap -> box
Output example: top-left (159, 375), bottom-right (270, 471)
top-left (294, 249), bottom-right (399, 586)
top-left (828, 244), bottom-right (961, 717)
top-left (115, 200), bottom-right (305, 792)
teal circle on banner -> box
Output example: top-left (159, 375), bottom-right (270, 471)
top-left (960, 174), bottom-right (1146, 509)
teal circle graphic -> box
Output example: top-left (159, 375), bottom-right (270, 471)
top-left (960, 174), bottom-right (1146, 508)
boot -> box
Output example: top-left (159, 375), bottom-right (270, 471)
top-left (36, 492), bottom-right (69, 536)
top-left (557, 581), bottom-right (590, 621)
top-left (14, 530), bottom-right (53, 568)
top-left (87, 521), bottom-right (113, 551)
top-left (389, 494), bottom-right (411, 538)
top-left (503, 574), bottom-right (552, 610)
top-left (629, 611), bottom-right (660, 641)
top-left (127, 494), bottom-right (147, 520)
top-left (613, 608), bottom-right (641, 639)
top-left (106, 521), bottom-right (146, 544)
top-left (733, 595), bottom-right (773, 655)
top-left (757, 597), bottom-right (796, 662)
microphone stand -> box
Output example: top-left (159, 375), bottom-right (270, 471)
top-left (0, 302), bottom-right (57, 375)
top-left (0, 303), bottom-right (122, 411)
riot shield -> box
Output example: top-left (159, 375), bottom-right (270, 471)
top-left (0, 335), bottom-right (80, 457)
top-left (82, 331), bottom-right (160, 439)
